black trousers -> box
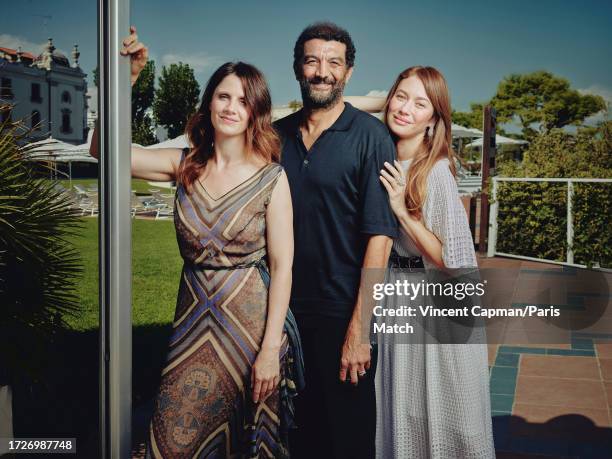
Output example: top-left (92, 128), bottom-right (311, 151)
top-left (289, 314), bottom-right (377, 459)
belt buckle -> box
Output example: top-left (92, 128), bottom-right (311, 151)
top-left (390, 254), bottom-right (415, 272)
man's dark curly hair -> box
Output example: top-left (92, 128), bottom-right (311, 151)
top-left (293, 22), bottom-right (356, 77)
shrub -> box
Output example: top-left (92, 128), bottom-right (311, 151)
top-left (0, 104), bottom-right (83, 384)
top-left (494, 122), bottom-right (611, 267)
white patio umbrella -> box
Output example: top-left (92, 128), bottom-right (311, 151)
top-left (451, 124), bottom-right (483, 139)
top-left (144, 134), bottom-right (190, 149)
top-left (24, 135), bottom-right (98, 185)
top-left (23, 137), bottom-right (75, 180)
top-left (450, 124), bottom-right (483, 157)
top-left (25, 137), bottom-right (76, 158)
top-left (54, 152), bottom-right (98, 163)
top-left (66, 129), bottom-right (95, 151)
top-left (465, 134), bottom-right (528, 148)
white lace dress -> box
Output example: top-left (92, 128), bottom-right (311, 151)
top-left (375, 159), bottom-right (495, 459)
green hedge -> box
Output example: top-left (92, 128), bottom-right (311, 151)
top-left (495, 181), bottom-right (611, 267)
top-left (572, 183), bottom-right (612, 267)
top-left (494, 123), bottom-right (611, 268)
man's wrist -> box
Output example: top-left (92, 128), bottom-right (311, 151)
top-left (346, 319), bottom-right (362, 338)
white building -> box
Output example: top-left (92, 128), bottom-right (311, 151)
top-left (0, 38), bottom-right (88, 144)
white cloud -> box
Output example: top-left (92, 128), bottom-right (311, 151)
top-left (0, 34), bottom-right (69, 58)
top-left (160, 52), bottom-right (220, 74)
top-left (578, 85), bottom-right (612, 104)
top-left (365, 90), bottom-right (388, 97)
top-left (0, 34), bottom-right (46, 54)
top-left (578, 85), bottom-right (612, 125)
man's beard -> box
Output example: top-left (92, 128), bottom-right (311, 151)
top-left (299, 75), bottom-right (346, 109)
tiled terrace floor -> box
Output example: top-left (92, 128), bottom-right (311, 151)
top-left (132, 255), bottom-right (612, 458)
top-left (480, 256), bottom-right (612, 458)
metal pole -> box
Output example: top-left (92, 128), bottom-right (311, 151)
top-left (98, 1), bottom-right (132, 458)
top-left (487, 177), bottom-right (499, 258)
top-left (479, 105), bottom-right (496, 253)
top-left (567, 180), bottom-right (574, 264)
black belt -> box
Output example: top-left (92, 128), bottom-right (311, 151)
top-left (389, 250), bottom-right (424, 269)
top-left (196, 257), bottom-right (267, 271)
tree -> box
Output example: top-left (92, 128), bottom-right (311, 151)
top-left (452, 103), bottom-right (484, 130)
top-left (132, 114), bottom-right (157, 146)
top-left (153, 63), bottom-right (200, 139)
top-left (491, 71), bottom-right (606, 139)
top-left (131, 61), bottom-right (156, 145)
top-left (288, 100), bottom-right (302, 112)
top-left (92, 63), bottom-right (157, 145)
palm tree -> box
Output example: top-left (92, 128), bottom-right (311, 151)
top-left (0, 103), bottom-right (83, 435)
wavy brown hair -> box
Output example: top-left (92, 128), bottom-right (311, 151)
top-left (180, 62), bottom-right (280, 190)
top-left (383, 66), bottom-right (456, 217)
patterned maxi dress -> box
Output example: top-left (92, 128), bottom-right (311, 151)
top-left (375, 159), bottom-right (495, 459)
top-left (147, 162), bottom-right (294, 459)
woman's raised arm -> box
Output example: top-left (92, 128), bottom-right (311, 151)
top-left (89, 26), bottom-right (182, 181)
top-left (380, 161), bottom-right (445, 268)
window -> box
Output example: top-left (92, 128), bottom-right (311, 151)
top-left (0, 106), bottom-right (12, 123)
top-left (1, 77), bottom-right (13, 99)
top-left (31, 83), bottom-right (42, 103)
top-left (61, 109), bottom-right (72, 133)
top-left (31, 110), bottom-right (41, 130)
top-left (61, 91), bottom-right (71, 104)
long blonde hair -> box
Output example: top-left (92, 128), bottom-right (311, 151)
top-left (383, 66), bottom-right (456, 217)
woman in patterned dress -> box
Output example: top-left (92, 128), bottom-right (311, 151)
top-left (348, 67), bottom-right (495, 458)
top-left (92, 28), bottom-right (298, 458)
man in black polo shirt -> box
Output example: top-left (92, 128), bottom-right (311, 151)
top-left (274, 22), bottom-right (397, 458)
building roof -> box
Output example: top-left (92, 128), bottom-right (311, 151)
top-left (1, 39), bottom-right (77, 70)
top-left (0, 46), bottom-right (36, 62)
top-left (34, 49), bottom-right (70, 67)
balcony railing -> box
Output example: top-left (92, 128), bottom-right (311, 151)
top-left (488, 177), bottom-right (612, 269)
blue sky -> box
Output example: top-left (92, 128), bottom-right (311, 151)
top-left (2, 0), bottom-right (611, 114)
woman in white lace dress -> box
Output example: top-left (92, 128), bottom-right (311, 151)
top-left (348, 67), bottom-right (495, 459)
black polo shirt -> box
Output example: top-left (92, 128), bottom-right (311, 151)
top-left (275, 102), bottom-right (398, 319)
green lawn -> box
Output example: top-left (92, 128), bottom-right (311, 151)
top-left (65, 217), bottom-right (183, 331)
top-left (58, 178), bottom-right (166, 194)
top-left (12, 218), bottom-right (182, 446)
